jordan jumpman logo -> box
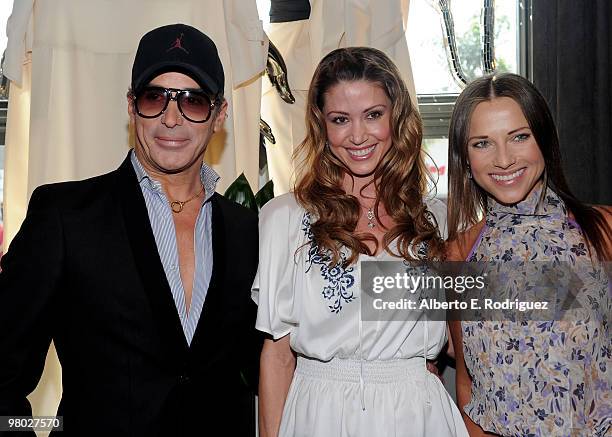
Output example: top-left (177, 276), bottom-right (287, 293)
top-left (167, 33), bottom-right (189, 54)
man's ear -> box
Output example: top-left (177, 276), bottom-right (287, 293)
top-left (212, 99), bottom-right (229, 133)
top-left (127, 91), bottom-right (137, 122)
top-left (127, 99), bottom-right (135, 121)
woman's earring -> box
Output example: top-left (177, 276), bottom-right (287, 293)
top-left (467, 166), bottom-right (472, 179)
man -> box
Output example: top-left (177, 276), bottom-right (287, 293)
top-left (0, 24), bottom-right (261, 436)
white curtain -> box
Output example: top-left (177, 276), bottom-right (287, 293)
top-left (262, 0), bottom-right (416, 195)
top-left (2, 0), bottom-right (267, 422)
top-left (2, 0), bottom-right (267, 243)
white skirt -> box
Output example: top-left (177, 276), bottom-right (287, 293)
top-left (279, 356), bottom-right (469, 437)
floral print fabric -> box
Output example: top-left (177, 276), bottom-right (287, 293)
top-left (301, 212), bottom-right (357, 313)
top-left (462, 187), bottom-right (611, 436)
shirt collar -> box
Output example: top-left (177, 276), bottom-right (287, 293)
top-left (130, 150), bottom-right (220, 203)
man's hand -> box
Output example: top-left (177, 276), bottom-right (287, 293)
top-left (426, 360), bottom-right (443, 383)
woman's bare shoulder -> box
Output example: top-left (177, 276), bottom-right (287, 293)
top-left (446, 219), bottom-right (486, 261)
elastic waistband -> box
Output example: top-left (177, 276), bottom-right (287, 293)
top-left (295, 356), bottom-right (426, 384)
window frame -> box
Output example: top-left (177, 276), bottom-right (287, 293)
top-left (418, 0), bottom-right (533, 138)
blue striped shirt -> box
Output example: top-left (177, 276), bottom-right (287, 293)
top-left (131, 151), bottom-right (219, 345)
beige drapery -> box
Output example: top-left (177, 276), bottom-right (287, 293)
top-left (3, 0), bottom-right (267, 244)
top-left (262, 0), bottom-right (416, 195)
top-left (2, 0), bottom-right (267, 423)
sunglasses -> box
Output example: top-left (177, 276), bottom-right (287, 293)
top-left (133, 86), bottom-right (217, 123)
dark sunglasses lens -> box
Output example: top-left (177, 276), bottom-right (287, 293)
top-left (136, 88), bottom-right (167, 117)
top-left (178, 91), bottom-right (212, 122)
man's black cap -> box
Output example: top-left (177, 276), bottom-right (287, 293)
top-left (131, 23), bottom-right (224, 96)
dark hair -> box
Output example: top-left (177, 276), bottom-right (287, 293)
top-left (448, 73), bottom-right (611, 261)
top-left (294, 47), bottom-right (444, 265)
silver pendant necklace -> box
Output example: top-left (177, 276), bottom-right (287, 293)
top-left (366, 207), bottom-right (376, 228)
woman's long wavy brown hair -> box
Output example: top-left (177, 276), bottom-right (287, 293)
top-left (447, 73), bottom-right (611, 261)
top-left (293, 47), bottom-right (444, 266)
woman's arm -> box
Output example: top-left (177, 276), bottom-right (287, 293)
top-left (445, 324), bottom-right (455, 360)
top-left (449, 321), bottom-right (493, 437)
top-left (259, 335), bottom-right (296, 437)
top-left (446, 225), bottom-right (495, 436)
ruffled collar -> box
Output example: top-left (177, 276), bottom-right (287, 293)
top-left (486, 185), bottom-right (568, 224)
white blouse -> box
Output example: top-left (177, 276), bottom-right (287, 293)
top-left (252, 193), bottom-right (449, 363)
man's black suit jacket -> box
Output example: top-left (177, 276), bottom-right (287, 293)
top-left (0, 154), bottom-right (262, 436)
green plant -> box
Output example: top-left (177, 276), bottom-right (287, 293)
top-left (224, 173), bottom-right (274, 212)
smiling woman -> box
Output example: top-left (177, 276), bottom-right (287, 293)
top-left (447, 73), bottom-right (611, 261)
top-left (324, 80), bottom-right (393, 181)
top-left (294, 46), bottom-right (442, 265)
top-left (447, 73), bottom-right (612, 437)
top-left (466, 96), bottom-right (545, 205)
top-left (253, 47), bottom-right (469, 437)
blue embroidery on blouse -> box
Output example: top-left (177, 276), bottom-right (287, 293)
top-left (301, 212), bottom-right (356, 314)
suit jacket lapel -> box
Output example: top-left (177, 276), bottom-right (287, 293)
top-left (190, 193), bottom-right (225, 350)
top-left (115, 154), bottom-right (189, 356)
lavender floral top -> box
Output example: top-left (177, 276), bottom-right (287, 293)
top-left (462, 187), bottom-right (611, 436)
